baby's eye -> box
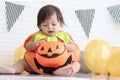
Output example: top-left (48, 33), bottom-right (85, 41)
top-left (52, 24), bottom-right (56, 26)
top-left (43, 25), bottom-right (48, 27)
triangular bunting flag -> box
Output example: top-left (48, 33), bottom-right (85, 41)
top-left (75, 9), bottom-right (95, 38)
top-left (5, 2), bottom-right (25, 31)
top-left (108, 5), bottom-right (120, 23)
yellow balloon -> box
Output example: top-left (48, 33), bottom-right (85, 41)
top-left (111, 47), bottom-right (120, 55)
top-left (108, 47), bottom-right (120, 76)
top-left (84, 39), bottom-right (111, 75)
top-left (14, 45), bottom-right (26, 63)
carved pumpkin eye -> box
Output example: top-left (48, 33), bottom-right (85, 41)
top-left (56, 45), bottom-right (60, 50)
top-left (41, 46), bottom-right (44, 50)
top-left (48, 48), bottom-right (52, 52)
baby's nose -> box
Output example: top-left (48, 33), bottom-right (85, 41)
top-left (48, 24), bottom-right (53, 28)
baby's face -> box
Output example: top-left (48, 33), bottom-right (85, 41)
top-left (40, 13), bottom-right (61, 36)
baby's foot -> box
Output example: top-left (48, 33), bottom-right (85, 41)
top-left (0, 65), bottom-right (15, 74)
top-left (53, 65), bottom-right (74, 76)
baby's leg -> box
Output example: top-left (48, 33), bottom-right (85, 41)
top-left (53, 61), bottom-right (80, 76)
top-left (0, 65), bottom-right (15, 74)
top-left (0, 60), bottom-right (21, 74)
top-left (0, 59), bottom-right (34, 74)
top-left (0, 59), bottom-right (25, 74)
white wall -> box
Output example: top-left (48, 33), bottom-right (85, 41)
top-left (0, 0), bottom-right (120, 65)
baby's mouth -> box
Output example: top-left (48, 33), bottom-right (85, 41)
top-left (48, 31), bottom-right (54, 34)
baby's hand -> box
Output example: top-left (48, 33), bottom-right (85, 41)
top-left (36, 40), bottom-right (45, 46)
top-left (38, 40), bottom-right (45, 44)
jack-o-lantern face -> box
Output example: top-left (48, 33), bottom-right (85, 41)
top-left (35, 42), bottom-right (72, 68)
top-left (37, 42), bottom-right (66, 58)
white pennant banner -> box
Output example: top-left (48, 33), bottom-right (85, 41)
top-left (75, 9), bottom-right (95, 38)
top-left (5, 1), bottom-right (25, 31)
top-left (108, 5), bottom-right (120, 23)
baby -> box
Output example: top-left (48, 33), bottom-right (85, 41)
top-left (0, 4), bottom-right (80, 76)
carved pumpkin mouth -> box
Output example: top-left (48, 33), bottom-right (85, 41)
top-left (38, 53), bottom-right (63, 58)
top-left (37, 49), bottom-right (66, 58)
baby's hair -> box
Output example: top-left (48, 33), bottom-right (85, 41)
top-left (37, 5), bottom-right (65, 28)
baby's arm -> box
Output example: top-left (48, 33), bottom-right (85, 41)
top-left (64, 41), bottom-right (75, 52)
top-left (25, 38), bottom-right (45, 51)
